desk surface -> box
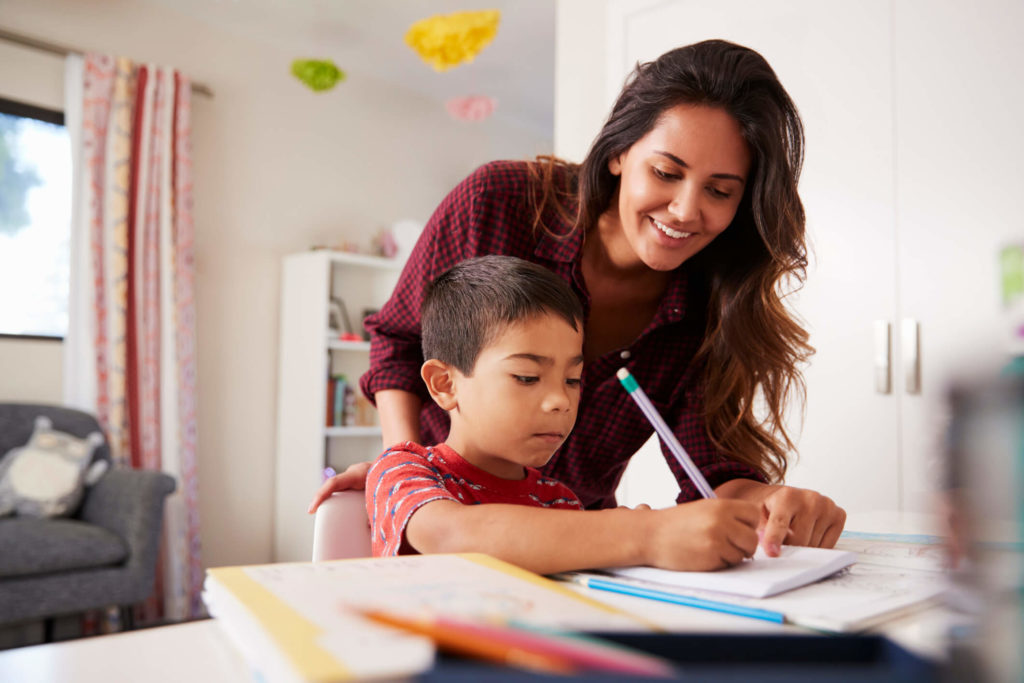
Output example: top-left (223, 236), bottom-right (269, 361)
top-left (0, 515), bottom-right (957, 682)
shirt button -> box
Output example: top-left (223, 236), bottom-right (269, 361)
top-left (619, 350), bottom-right (631, 360)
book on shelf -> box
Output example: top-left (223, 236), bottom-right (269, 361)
top-left (325, 374), bottom-right (378, 429)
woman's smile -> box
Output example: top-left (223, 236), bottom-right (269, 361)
top-left (649, 216), bottom-right (694, 240)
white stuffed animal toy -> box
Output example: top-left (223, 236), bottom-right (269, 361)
top-left (0, 416), bottom-right (108, 518)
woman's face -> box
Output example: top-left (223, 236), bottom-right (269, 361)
top-left (608, 104), bottom-right (751, 272)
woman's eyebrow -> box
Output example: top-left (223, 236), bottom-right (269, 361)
top-left (654, 150), bottom-right (745, 183)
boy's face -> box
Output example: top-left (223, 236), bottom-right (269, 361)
top-left (445, 312), bottom-right (584, 480)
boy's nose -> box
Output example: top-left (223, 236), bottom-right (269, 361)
top-left (542, 384), bottom-right (573, 412)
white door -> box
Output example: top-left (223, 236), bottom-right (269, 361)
top-left (893, 0), bottom-right (1024, 512)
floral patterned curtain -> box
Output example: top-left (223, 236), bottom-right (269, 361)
top-left (63, 52), bottom-right (202, 621)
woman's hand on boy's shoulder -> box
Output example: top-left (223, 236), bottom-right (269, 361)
top-left (307, 461), bottom-right (372, 513)
top-left (715, 479), bottom-right (846, 556)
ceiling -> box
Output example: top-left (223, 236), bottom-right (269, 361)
top-left (143, 0), bottom-right (556, 136)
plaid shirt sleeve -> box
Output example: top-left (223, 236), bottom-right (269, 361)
top-left (359, 167), bottom-right (486, 404)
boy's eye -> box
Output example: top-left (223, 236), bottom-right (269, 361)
top-left (513, 375), bottom-right (539, 385)
top-left (566, 378), bottom-right (582, 388)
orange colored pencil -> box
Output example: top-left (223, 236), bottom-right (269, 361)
top-left (359, 608), bottom-right (578, 675)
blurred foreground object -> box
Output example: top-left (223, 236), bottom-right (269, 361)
top-left (943, 368), bottom-right (1024, 681)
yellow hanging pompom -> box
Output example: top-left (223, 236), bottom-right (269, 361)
top-left (404, 10), bottom-right (501, 72)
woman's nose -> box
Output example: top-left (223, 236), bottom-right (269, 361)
top-left (667, 183), bottom-right (701, 223)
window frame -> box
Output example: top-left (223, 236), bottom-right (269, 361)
top-left (0, 95), bottom-right (68, 343)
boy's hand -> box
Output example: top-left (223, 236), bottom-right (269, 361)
top-left (307, 461), bottom-right (372, 513)
top-left (644, 499), bottom-right (760, 571)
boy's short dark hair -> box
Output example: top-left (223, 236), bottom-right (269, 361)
top-left (421, 255), bottom-right (584, 375)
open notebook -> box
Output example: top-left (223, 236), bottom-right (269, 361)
top-left (605, 545), bottom-right (857, 598)
top-left (564, 538), bottom-right (948, 633)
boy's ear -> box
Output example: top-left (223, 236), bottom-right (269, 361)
top-left (421, 359), bottom-right (458, 411)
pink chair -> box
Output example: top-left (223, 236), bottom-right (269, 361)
top-left (311, 491), bottom-right (372, 561)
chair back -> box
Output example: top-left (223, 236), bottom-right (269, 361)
top-left (311, 490), bottom-right (372, 561)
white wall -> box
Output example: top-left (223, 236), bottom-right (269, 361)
top-left (553, 0), bottom-right (608, 162)
top-left (0, 0), bottom-right (551, 569)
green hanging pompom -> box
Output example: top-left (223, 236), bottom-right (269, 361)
top-left (291, 59), bottom-right (346, 92)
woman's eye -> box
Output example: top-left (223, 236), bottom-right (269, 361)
top-left (566, 378), bottom-right (582, 388)
top-left (652, 167), bottom-right (679, 181)
top-left (708, 186), bottom-right (732, 199)
top-left (513, 375), bottom-right (539, 385)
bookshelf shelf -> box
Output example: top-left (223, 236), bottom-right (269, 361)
top-left (327, 339), bottom-right (371, 351)
top-left (275, 249), bottom-right (405, 562)
top-left (325, 425), bottom-right (383, 438)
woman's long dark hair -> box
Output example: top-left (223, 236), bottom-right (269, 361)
top-left (528, 39), bottom-right (812, 484)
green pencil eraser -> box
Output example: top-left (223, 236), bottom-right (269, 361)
top-left (616, 367), bottom-right (638, 393)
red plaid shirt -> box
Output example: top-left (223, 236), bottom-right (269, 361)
top-left (360, 160), bottom-right (763, 509)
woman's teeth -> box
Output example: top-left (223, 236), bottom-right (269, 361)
top-left (651, 217), bottom-right (692, 239)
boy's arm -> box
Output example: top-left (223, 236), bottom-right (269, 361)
top-left (405, 498), bottom-right (761, 575)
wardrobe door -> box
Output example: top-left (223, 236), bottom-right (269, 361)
top-left (606, 0), bottom-right (901, 512)
top-left (893, 0), bottom-right (1024, 512)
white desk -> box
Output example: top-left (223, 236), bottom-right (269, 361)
top-left (0, 620), bottom-right (249, 683)
top-left (0, 515), bottom-right (962, 682)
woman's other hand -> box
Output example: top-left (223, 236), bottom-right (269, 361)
top-left (715, 480), bottom-right (846, 557)
top-left (307, 461), bottom-right (372, 513)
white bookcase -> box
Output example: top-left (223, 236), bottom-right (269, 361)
top-left (274, 250), bottom-right (404, 561)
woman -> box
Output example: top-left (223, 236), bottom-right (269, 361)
top-left (310, 39), bottom-right (845, 559)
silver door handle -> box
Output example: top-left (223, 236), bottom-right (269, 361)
top-left (902, 319), bottom-right (921, 394)
top-left (874, 320), bottom-right (891, 394)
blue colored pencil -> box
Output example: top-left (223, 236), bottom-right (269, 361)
top-left (571, 574), bottom-right (785, 624)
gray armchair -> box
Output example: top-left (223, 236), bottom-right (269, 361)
top-left (0, 403), bottom-right (176, 637)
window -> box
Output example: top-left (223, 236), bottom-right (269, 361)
top-left (0, 97), bottom-right (71, 340)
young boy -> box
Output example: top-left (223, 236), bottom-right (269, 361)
top-left (366, 255), bottom-right (760, 575)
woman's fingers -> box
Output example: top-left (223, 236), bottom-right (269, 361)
top-left (760, 486), bottom-right (846, 552)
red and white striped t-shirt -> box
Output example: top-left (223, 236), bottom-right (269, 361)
top-left (366, 442), bottom-right (583, 557)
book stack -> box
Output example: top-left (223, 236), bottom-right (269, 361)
top-left (325, 375), bottom-right (372, 427)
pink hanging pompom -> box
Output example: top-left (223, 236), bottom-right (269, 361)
top-left (445, 95), bottom-right (497, 122)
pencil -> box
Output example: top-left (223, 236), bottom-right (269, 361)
top-left (617, 367), bottom-right (717, 499)
top-left (358, 608), bottom-right (676, 676)
top-left (358, 608), bottom-right (576, 675)
top-left (568, 573), bottom-right (785, 624)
